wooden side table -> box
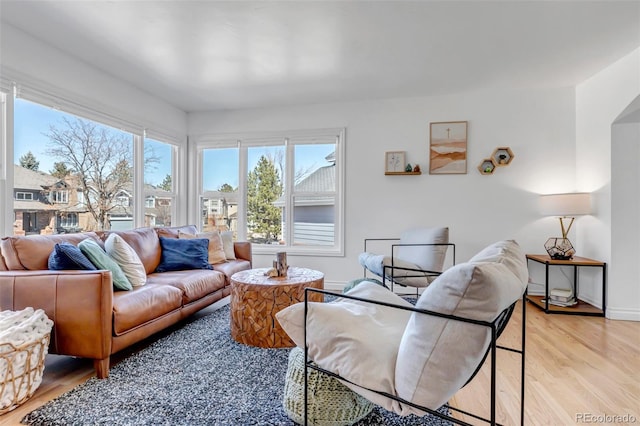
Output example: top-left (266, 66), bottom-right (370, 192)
top-left (230, 267), bottom-right (324, 348)
top-left (525, 254), bottom-right (606, 317)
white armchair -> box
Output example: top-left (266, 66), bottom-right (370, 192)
top-left (277, 240), bottom-right (528, 425)
top-left (359, 227), bottom-right (455, 292)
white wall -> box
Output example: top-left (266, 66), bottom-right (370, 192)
top-left (190, 87), bottom-right (578, 288)
top-left (0, 23), bottom-right (187, 139)
top-left (576, 48), bottom-right (640, 320)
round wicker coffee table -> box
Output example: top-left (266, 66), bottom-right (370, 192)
top-left (230, 267), bottom-right (324, 348)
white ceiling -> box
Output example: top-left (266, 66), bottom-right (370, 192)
top-left (1, 1), bottom-right (638, 113)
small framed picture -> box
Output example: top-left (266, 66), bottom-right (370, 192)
top-left (385, 151), bottom-right (406, 173)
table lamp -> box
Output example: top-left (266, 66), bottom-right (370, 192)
top-left (539, 192), bottom-right (591, 260)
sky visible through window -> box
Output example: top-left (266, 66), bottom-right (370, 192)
top-left (13, 99), bottom-right (171, 186)
top-left (203, 144), bottom-right (335, 192)
top-left (14, 98), bottom-right (335, 190)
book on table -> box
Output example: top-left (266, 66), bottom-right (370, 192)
top-left (550, 288), bottom-right (574, 302)
top-left (542, 297), bottom-right (578, 307)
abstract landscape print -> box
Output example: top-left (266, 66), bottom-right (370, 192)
top-left (429, 121), bottom-right (468, 174)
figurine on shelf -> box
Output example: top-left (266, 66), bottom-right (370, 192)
top-left (405, 163), bottom-right (413, 172)
top-left (413, 164), bottom-right (421, 172)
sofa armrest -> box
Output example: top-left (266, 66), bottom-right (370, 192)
top-left (233, 242), bottom-right (252, 267)
top-left (0, 270), bottom-right (114, 360)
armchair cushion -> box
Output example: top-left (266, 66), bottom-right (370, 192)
top-left (468, 239), bottom-right (529, 283)
top-left (358, 252), bottom-right (438, 288)
top-left (394, 240), bottom-right (528, 414)
top-left (359, 227), bottom-right (449, 288)
top-left (275, 281), bottom-right (413, 413)
top-left (397, 227), bottom-right (449, 272)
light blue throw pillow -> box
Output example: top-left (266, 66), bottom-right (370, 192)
top-left (78, 238), bottom-right (133, 291)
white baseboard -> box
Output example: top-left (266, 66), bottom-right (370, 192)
top-left (605, 307), bottom-right (640, 321)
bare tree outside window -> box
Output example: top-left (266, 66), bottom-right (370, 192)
top-left (45, 117), bottom-right (158, 230)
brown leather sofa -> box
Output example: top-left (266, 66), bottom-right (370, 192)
top-left (0, 225), bottom-right (252, 378)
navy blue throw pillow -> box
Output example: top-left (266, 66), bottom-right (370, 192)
top-left (156, 237), bottom-right (213, 273)
top-left (48, 242), bottom-right (97, 270)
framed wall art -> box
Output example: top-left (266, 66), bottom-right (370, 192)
top-left (385, 151), bottom-right (406, 173)
top-left (429, 121), bottom-right (468, 174)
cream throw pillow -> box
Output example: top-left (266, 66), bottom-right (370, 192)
top-left (104, 234), bottom-right (147, 287)
top-left (219, 231), bottom-right (236, 260)
top-left (178, 231), bottom-right (226, 265)
top-left (394, 240), bottom-right (528, 415)
top-left (275, 281), bottom-right (413, 413)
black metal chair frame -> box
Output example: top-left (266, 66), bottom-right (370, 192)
top-left (302, 287), bottom-right (526, 426)
top-left (363, 237), bottom-right (456, 294)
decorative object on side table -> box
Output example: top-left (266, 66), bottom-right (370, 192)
top-left (429, 121), bottom-right (467, 174)
top-left (266, 251), bottom-right (288, 277)
top-left (539, 192), bottom-right (591, 259)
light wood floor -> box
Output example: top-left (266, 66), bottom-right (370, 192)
top-left (1, 299), bottom-right (639, 425)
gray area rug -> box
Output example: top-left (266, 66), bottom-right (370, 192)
top-left (22, 304), bottom-right (451, 426)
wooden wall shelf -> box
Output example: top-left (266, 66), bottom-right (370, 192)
top-left (384, 171), bottom-right (422, 176)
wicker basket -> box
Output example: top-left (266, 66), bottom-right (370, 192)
top-left (283, 347), bottom-right (373, 426)
top-left (0, 309), bottom-right (52, 415)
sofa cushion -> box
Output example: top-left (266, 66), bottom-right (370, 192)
top-left (276, 282), bottom-right (413, 414)
top-left (178, 230), bottom-right (226, 265)
top-left (48, 242), bottom-right (97, 271)
top-left (220, 231), bottom-right (236, 260)
top-left (105, 234), bottom-right (147, 287)
top-left (112, 284), bottom-right (183, 335)
top-left (155, 225), bottom-right (199, 239)
top-left (156, 237), bottom-right (213, 273)
top-left (79, 238), bottom-right (133, 291)
top-left (109, 228), bottom-right (162, 275)
top-left (394, 241), bottom-right (527, 414)
top-left (212, 259), bottom-right (252, 286)
top-left (147, 269), bottom-right (226, 305)
top-left (0, 232), bottom-right (102, 270)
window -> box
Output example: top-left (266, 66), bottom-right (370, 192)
top-left (15, 192), bottom-right (33, 201)
top-left (13, 97), bottom-right (135, 233)
top-left (57, 212), bottom-right (79, 229)
top-left (197, 128), bottom-right (344, 255)
top-left (52, 190), bottom-right (68, 203)
top-left (144, 137), bottom-right (176, 227)
top-left (1, 79), bottom-right (186, 237)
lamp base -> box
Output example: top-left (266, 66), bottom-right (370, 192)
top-left (544, 237), bottom-right (576, 260)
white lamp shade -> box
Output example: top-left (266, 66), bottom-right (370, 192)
top-left (539, 193), bottom-right (591, 216)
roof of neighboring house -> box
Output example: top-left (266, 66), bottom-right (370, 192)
top-left (13, 164), bottom-right (57, 191)
top-left (273, 164), bottom-right (336, 207)
top-left (294, 164), bottom-right (335, 193)
top-left (13, 200), bottom-right (57, 211)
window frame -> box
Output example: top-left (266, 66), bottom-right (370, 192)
top-left (191, 128), bottom-right (345, 257)
top-left (0, 76), bottom-right (186, 236)
top-left (15, 191), bottom-right (34, 201)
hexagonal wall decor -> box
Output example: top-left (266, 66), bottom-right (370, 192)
top-left (478, 158), bottom-right (496, 175)
top-left (492, 147), bottom-right (514, 166)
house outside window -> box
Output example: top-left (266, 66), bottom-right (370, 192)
top-left (195, 128), bottom-right (345, 256)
